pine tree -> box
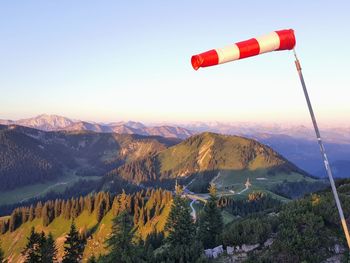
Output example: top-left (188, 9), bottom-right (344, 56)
top-left (71, 199), bottom-right (79, 219)
top-left (138, 208), bottom-right (145, 227)
top-left (35, 202), bottom-right (43, 219)
top-left (96, 199), bottom-right (106, 222)
top-left (63, 200), bottom-right (71, 220)
top-left (42, 204), bottom-right (50, 227)
top-left (0, 242), bottom-right (5, 263)
top-left (133, 204), bottom-right (140, 226)
top-left (41, 233), bottom-right (57, 263)
top-left (38, 232), bottom-right (47, 254)
top-left (105, 192), bottom-right (111, 212)
top-left (62, 222), bottom-right (84, 263)
top-left (79, 196), bottom-right (84, 214)
top-left (198, 183), bottom-right (223, 248)
top-left (21, 207), bottom-right (29, 224)
top-left (87, 255), bottom-right (97, 263)
top-left (54, 199), bottom-right (61, 218)
top-left (9, 209), bottom-right (22, 232)
top-left (0, 220), bottom-right (8, 234)
top-left (111, 197), bottom-right (120, 216)
top-left (103, 211), bottom-right (141, 263)
top-left (86, 195), bottom-right (94, 214)
top-left (119, 190), bottom-right (128, 212)
top-left (22, 227), bottom-right (41, 263)
top-left (164, 183), bottom-right (204, 262)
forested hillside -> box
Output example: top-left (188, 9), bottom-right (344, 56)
top-left (0, 124), bottom-right (179, 190)
top-left (0, 188), bottom-right (173, 262)
top-left (0, 127), bottom-right (62, 190)
top-left (1, 180), bottom-right (350, 262)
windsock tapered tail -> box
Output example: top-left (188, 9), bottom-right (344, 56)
top-left (191, 29), bottom-right (296, 70)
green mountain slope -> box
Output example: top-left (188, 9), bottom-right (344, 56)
top-left (112, 132), bottom-right (313, 192)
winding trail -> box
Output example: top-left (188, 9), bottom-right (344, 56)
top-left (237, 185), bottom-right (249, 195)
top-left (190, 199), bottom-right (196, 221)
top-left (183, 173), bottom-right (252, 221)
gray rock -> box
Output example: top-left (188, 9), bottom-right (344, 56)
top-left (333, 244), bottom-right (345, 254)
top-left (204, 249), bottom-right (212, 258)
top-left (241, 244), bottom-right (259, 252)
top-left (227, 246), bottom-right (234, 255)
top-left (322, 255), bottom-right (342, 263)
top-left (213, 245), bottom-right (224, 254)
top-left (264, 238), bottom-right (273, 247)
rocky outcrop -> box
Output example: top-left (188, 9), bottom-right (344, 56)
top-left (204, 245), bottom-right (224, 259)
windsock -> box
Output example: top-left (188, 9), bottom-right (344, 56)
top-left (191, 29), bottom-right (296, 70)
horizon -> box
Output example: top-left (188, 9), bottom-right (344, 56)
top-left (1, 112), bottom-right (349, 129)
top-left (1, 1), bottom-right (350, 125)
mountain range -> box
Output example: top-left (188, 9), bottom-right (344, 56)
top-left (2, 114), bottom-right (350, 143)
top-left (2, 114), bottom-right (350, 144)
top-left (0, 124), bottom-right (315, 202)
top-left (2, 114), bottom-right (350, 178)
top-left (0, 114), bottom-right (194, 139)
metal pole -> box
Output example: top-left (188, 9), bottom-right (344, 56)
top-left (293, 49), bottom-right (350, 249)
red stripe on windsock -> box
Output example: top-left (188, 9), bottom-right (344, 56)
top-left (191, 49), bottom-right (218, 70)
top-left (236, 38), bottom-right (260, 59)
top-left (275, 29), bottom-right (296, 50)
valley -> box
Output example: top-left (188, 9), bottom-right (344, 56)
top-left (0, 124), bottom-right (324, 209)
top-left (0, 170), bottom-right (100, 206)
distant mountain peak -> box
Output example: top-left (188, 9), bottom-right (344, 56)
top-left (15, 114), bottom-right (75, 131)
top-left (124, 121), bottom-right (146, 129)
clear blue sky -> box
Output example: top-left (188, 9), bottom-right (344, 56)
top-left (1, 1), bottom-right (350, 125)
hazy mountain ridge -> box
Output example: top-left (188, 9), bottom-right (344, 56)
top-left (181, 121), bottom-right (350, 144)
top-left (315, 160), bottom-right (350, 178)
top-left (251, 133), bottom-right (350, 177)
top-left (2, 114), bottom-right (349, 143)
top-left (0, 115), bottom-right (194, 140)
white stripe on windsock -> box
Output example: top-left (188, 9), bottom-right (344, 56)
top-left (217, 44), bottom-right (240, 64)
top-left (255, 31), bottom-right (281, 54)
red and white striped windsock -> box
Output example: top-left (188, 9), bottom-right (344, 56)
top-left (191, 29), bottom-right (296, 70)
